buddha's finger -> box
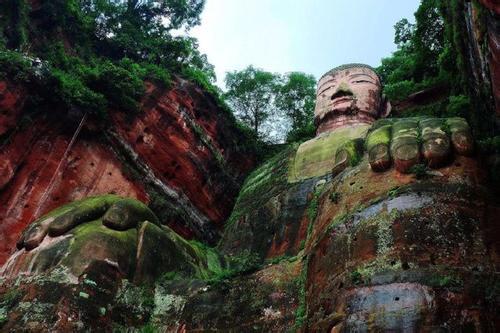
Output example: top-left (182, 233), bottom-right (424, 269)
top-left (103, 198), bottom-right (159, 231)
top-left (366, 124), bottom-right (392, 172)
top-left (446, 117), bottom-right (474, 155)
top-left (391, 119), bottom-right (420, 173)
top-left (420, 118), bottom-right (451, 168)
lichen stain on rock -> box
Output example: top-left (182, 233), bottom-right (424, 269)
top-left (304, 154), bottom-right (498, 331)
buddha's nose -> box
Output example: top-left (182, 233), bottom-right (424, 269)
top-left (331, 82), bottom-right (354, 100)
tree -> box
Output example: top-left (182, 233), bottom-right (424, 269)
top-left (0, 0), bottom-right (216, 118)
top-left (224, 66), bottom-right (278, 140)
top-left (275, 72), bottom-right (316, 142)
top-left (394, 18), bottom-right (415, 48)
top-left (377, 0), bottom-right (447, 101)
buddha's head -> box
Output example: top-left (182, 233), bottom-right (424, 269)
top-left (314, 64), bottom-right (391, 135)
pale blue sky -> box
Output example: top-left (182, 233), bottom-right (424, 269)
top-left (190, 0), bottom-right (420, 87)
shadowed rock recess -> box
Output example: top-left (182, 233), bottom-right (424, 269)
top-left (1, 3), bottom-right (500, 333)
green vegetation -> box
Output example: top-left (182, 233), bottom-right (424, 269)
top-left (0, 0), bottom-right (267, 161)
top-left (225, 66), bottom-right (278, 141)
top-left (329, 192), bottom-right (341, 204)
top-left (206, 250), bottom-right (261, 284)
top-left (0, 0), bottom-right (214, 119)
top-left (293, 258), bottom-right (309, 331)
top-left (377, 0), bottom-right (447, 101)
top-left (0, 50), bottom-right (33, 82)
top-left (307, 184), bottom-right (325, 223)
top-left (350, 270), bottom-right (363, 285)
top-left (478, 136), bottom-right (500, 154)
top-left (0, 288), bottom-right (22, 327)
top-left (224, 146), bottom-right (294, 229)
top-left (378, 0), bottom-right (496, 138)
top-left (225, 66), bottom-right (316, 143)
top-left (409, 164), bottom-right (428, 179)
top-left (275, 72), bottom-right (317, 143)
top-left (428, 274), bottom-right (463, 289)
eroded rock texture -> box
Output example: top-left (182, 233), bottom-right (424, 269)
top-left (305, 157), bottom-right (499, 332)
top-left (1, 2), bottom-right (499, 331)
top-left (0, 77), bottom-right (253, 265)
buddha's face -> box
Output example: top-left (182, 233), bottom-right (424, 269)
top-left (314, 66), bottom-right (389, 134)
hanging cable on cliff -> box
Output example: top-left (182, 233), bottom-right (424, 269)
top-left (33, 112), bottom-right (88, 219)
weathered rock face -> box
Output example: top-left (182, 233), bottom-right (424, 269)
top-left (0, 116), bottom-right (148, 265)
top-left (0, 77), bottom-right (253, 265)
top-left (2, 136), bottom-right (499, 332)
top-left (108, 80), bottom-right (254, 240)
top-left (0, 254), bottom-right (301, 332)
top-left (1, 2), bottom-right (500, 328)
top-left (304, 156), bottom-right (499, 331)
top-left (464, 1), bottom-right (500, 122)
top-left (484, 7), bottom-right (500, 117)
top-left (219, 146), bottom-right (316, 259)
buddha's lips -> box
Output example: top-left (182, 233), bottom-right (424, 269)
top-left (330, 96), bottom-right (355, 107)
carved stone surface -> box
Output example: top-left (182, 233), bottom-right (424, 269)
top-left (0, 62), bottom-right (497, 332)
top-left (314, 64), bottom-right (390, 135)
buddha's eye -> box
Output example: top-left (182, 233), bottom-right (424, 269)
top-left (352, 80), bottom-right (372, 84)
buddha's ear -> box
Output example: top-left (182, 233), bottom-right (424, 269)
top-left (379, 95), bottom-right (391, 118)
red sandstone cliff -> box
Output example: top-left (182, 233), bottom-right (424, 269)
top-left (0, 77), bottom-right (254, 265)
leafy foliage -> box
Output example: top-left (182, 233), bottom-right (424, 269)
top-left (275, 72), bottom-right (316, 143)
top-left (0, 0), bottom-right (29, 50)
top-left (224, 66), bottom-right (279, 141)
top-left (0, 50), bottom-right (33, 82)
top-left (377, 0), bottom-right (448, 102)
top-left (378, 0), bottom-right (496, 138)
top-left (0, 0), bottom-right (215, 119)
top-left (207, 250), bottom-right (261, 284)
top-left (225, 67), bottom-right (316, 143)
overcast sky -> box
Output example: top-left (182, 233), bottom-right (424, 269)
top-left (190, 0), bottom-right (420, 88)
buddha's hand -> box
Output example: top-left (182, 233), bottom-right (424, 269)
top-left (365, 117), bottom-right (473, 173)
top-left (16, 194), bottom-right (159, 251)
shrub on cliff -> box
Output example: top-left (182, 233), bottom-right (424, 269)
top-left (378, 0), bottom-right (495, 138)
top-left (0, 50), bottom-right (33, 83)
top-left (0, 0), bottom-right (214, 119)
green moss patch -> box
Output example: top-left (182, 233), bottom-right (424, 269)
top-left (223, 146), bottom-right (294, 230)
top-left (289, 124), bottom-right (370, 182)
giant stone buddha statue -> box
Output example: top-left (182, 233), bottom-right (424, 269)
top-left (289, 63), bottom-right (473, 182)
top-left (1, 64), bottom-right (495, 333)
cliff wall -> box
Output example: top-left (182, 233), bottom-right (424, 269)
top-left (0, 77), bottom-right (254, 264)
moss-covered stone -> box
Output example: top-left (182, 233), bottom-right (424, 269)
top-left (391, 119), bottom-right (420, 172)
top-left (61, 219), bottom-right (137, 278)
top-left (17, 195), bottom-right (122, 250)
top-left (366, 124), bottom-right (392, 171)
top-left (47, 195), bottom-right (122, 237)
top-left (134, 222), bottom-right (223, 284)
top-left (289, 124), bottom-right (370, 182)
top-left (103, 198), bottom-right (159, 231)
top-left (420, 118), bottom-right (450, 167)
top-left (446, 117), bottom-right (474, 155)
top-left (333, 138), bottom-right (364, 176)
